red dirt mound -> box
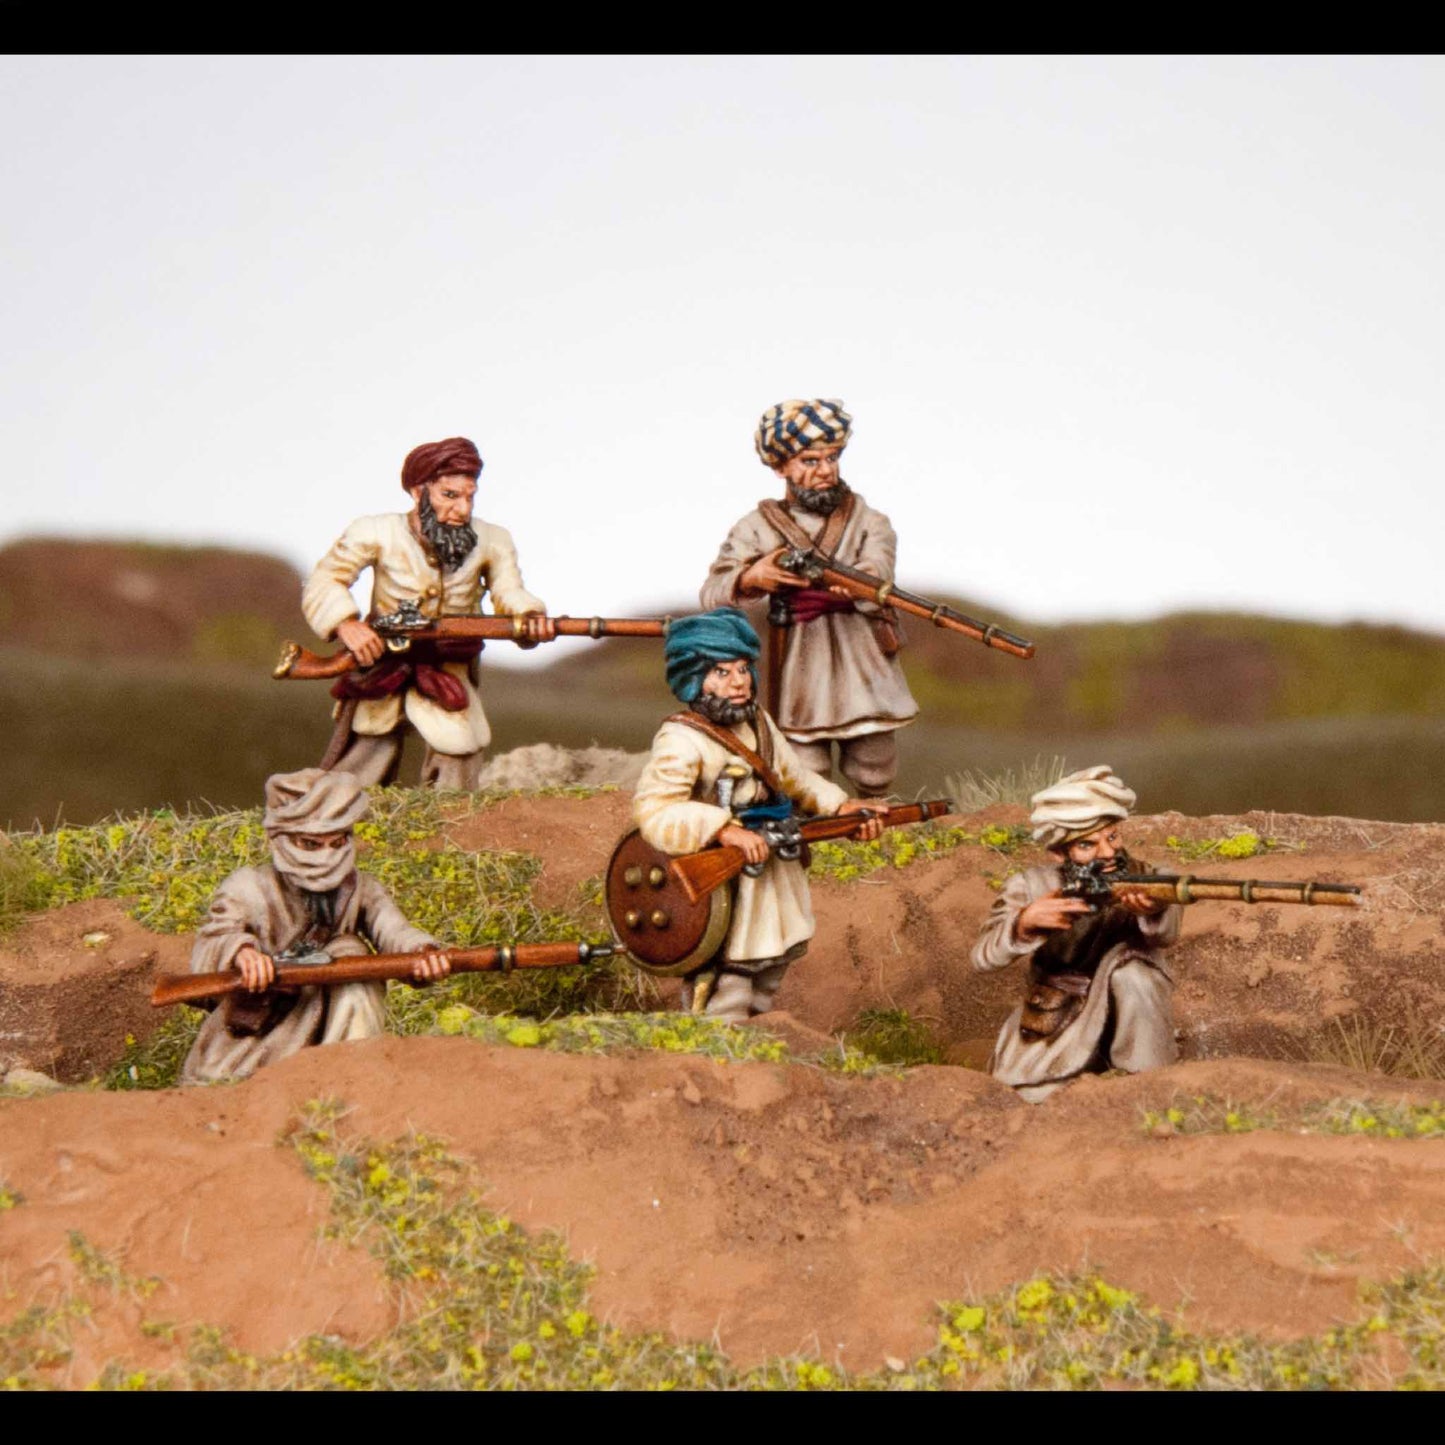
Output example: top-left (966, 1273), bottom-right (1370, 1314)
top-left (3, 1038), bottom-right (1445, 1384)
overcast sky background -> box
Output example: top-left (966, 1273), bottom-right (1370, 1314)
top-left (3, 55), bottom-right (1441, 670)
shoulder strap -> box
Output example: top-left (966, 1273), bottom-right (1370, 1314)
top-left (665, 711), bottom-right (785, 799)
top-left (757, 490), bottom-right (857, 561)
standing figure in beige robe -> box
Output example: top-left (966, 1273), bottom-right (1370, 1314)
top-left (302, 436), bottom-right (555, 791)
top-left (180, 769), bottom-right (449, 1085)
top-left (699, 399), bottom-right (919, 797)
top-left (971, 766), bottom-right (1182, 1103)
top-left (633, 607), bottom-right (882, 1023)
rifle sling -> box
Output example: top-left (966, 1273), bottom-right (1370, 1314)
top-left (666, 711), bottom-right (786, 802)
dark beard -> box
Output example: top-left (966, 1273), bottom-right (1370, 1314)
top-left (418, 492), bottom-right (478, 573)
top-left (787, 479), bottom-right (849, 515)
top-left (691, 694), bottom-right (757, 728)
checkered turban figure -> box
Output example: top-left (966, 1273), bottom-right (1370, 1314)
top-left (754, 399), bottom-right (853, 468)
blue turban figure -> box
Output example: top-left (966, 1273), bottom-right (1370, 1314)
top-left (664, 607), bottom-right (761, 705)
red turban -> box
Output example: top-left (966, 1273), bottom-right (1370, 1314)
top-left (400, 437), bottom-right (483, 493)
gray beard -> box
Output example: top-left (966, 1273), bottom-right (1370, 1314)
top-left (787, 479), bottom-right (849, 515)
top-left (691, 694), bottom-right (757, 727)
top-left (418, 493), bottom-right (478, 573)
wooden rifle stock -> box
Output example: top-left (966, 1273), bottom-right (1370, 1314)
top-left (150, 940), bottom-right (618, 1008)
top-left (274, 615), bottom-right (670, 681)
top-left (670, 799), bottom-right (953, 904)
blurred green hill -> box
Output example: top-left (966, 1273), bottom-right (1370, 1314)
top-left (2, 538), bottom-right (1443, 825)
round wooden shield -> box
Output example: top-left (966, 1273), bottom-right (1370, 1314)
top-left (605, 829), bottom-right (731, 977)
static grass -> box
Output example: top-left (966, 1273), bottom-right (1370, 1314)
top-left (1141, 1092), bottom-right (1445, 1140)
top-left (809, 819), bottom-right (1030, 885)
top-left (1161, 830), bottom-right (1304, 863)
top-left (942, 756), bottom-right (1068, 812)
top-left (843, 1009), bottom-right (944, 1067)
top-left (8, 1107), bottom-right (1445, 1390)
top-left (1299, 1015), bottom-right (1445, 1082)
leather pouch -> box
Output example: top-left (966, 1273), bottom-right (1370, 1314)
top-left (873, 609), bottom-right (904, 658)
top-left (1019, 982), bottom-right (1085, 1041)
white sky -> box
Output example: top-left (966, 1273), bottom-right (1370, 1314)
top-left (3, 55), bottom-right (1442, 670)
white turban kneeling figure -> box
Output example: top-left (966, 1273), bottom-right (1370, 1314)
top-left (179, 768), bottom-right (449, 1084)
top-left (970, 765), bottom-right (1182, 1102)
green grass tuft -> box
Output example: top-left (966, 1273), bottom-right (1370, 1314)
top-left (1142, 1092), bottom-right (1445, 1140)
top-left (844, 1009), bottom-right (944, 1067)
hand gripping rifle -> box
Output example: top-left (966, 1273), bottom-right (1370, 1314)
top-left (776, 548), bottom-right (1035, 661)
top-left (273, 600), bottom-right (671, 681)
top-left (669, 798), bottom-right (954, 905)
top-left (150, 940), bottom-right (620, 1009)
top-left (1060, 864), bottom-right (1362, 910)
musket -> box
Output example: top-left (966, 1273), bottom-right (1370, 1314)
top-left (777, 547), bottom-right (1035, 660)
top-left (1060, 868), bottom-right (1362, 910)
top-left (274, 600), bottom-right (671, 681)
top-left (670, 798), bottom-right (954, 904)
top-left (150, 939), bottom-right (620, 1009)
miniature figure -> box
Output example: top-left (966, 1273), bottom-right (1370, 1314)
top-left (302, 436), bottom-right (555, 789)
top-left (618, 607), bottom-right (885, 1023)
top-left (699, 399), bottom-right (919, 797)
top-left (970, 766), bottom-right (1181, 1102)
top-left (178, 768), bottom-right (448, 1084)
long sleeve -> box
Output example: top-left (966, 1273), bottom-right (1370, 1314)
top-left (766, 717), bottom-right (850, 816)
top-left (700, 512), bottom-right (775, 610)
top-left (356, 875), bottom-right (439, 955)
top-left (188, 869), bottom-right (269, 976)
top-left (971, 869), bottom-right (1049, 974)
top-left (848, 506), bottom-right (899, 617)
top-left (1136, 902), bottom-right (1183, 948)
top-left (302, 517), bottom-right (383, 640)
top-left (633, 724), bottom-right (733, 856)
top-left (479, 523), bottom-right (546, 617)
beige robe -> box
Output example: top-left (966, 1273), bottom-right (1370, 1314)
top-left (633, 712), bottom-right (849, 965)
top-left (179, 865), bottom-right (437, 1085)
top-left (699, 491), bottom-right (920, 742)
top-left (302, 512), bottom-right (546, 755)
top-left (971, 864), bottom-right (1181, 1102)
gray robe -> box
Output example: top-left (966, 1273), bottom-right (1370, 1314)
top-left (699, 492), bottom-right (920, 742)
top-left (179, 865), bottom-right (436, 1085)
top-left (970, 864), bottom-right (1181, 1102)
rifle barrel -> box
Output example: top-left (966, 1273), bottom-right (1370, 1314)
top-left (1108, 874), bottom-right (1360, 906)
top-left (150, 940), bottom-right (617, 1008)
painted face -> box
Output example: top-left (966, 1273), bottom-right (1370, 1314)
top-left (1062, 822), bottom-right (1127, 869)
top-left (700, 658), bottom-right (755, 706)
top-left (291, 831), bottom-right (352, 853)
top-left (421, 473), bottom-right (477, 527)
top-left (776, 443), bottom-right (845, 491)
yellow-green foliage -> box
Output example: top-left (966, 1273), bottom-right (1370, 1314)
top-left (844, 1009), bottom-right (943, 1067)
top-left (1142, 1093), bottom-right (1445, 1141)
top-left (427, 1006), bottom-right (886, 1075)
top-left (9, 1110), bottom-right (1445, 1390)
top-left (810, 820), bottom-right (1029, 885)
top-left (0, 845), bottom-right (54, 939)
top-left (0, 1181), bottom-right (20, 1211)
top-left (103, 1012), bottom-right (207, 1092)
top-left (1163, 831), bottom-right (1300, 862)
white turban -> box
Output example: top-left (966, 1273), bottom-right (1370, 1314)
top-left (1029, 765), bottom-right (1136, 849)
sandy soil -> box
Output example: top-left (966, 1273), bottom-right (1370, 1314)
top-left (3, 1037), bottom-right (1444, 1382)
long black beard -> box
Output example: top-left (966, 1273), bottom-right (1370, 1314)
top-left (1060, 850), bottom-right (1135, 895)
top-left (691, 694), bottom-right (757, 728)
top-left (787, 479), bottom-right (849, 515)
top-left (418, 492), bottom-right (478, 573)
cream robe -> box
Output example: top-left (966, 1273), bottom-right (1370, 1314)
top-left (302, 512), bottom-right (546, 755)
top-left (634, 712), bottom-right (849, 965)
top-left (699, 491), bottom-right (920, 742)
top-left (971, 864), bottom-right (1182, 1101)
top-left (179, 864), bottom-right (437, 1085)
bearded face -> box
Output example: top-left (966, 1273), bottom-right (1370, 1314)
top-left (787, 478), bottom-right (849, 515)
top-left (417, 490), bottom-right (479, 573)
top-left (691, 693), bottom-right (757, 727)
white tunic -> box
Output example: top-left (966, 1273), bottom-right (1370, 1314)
top-left (302, 512), bottom-right (546, 755)
top-left (633, 712), bottom-right (849, 964)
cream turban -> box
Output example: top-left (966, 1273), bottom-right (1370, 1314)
top-left (1029, 765), bottom-right (1137, 849)
top-left (262, 768), bottom-right (370, 837)
top-left (754, 398), bottom-right (852, 468)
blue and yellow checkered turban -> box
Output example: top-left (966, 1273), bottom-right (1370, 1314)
top-left (664, 608), bottom-right (761, 704)
top-left (754, 398), bottom-right (853, 468)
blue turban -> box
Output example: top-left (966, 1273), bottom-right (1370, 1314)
top-left (664, 607), bottom-right (761, 704)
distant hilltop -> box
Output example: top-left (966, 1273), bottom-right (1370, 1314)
top-left (3, 536), bottom-right (1444, 735)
